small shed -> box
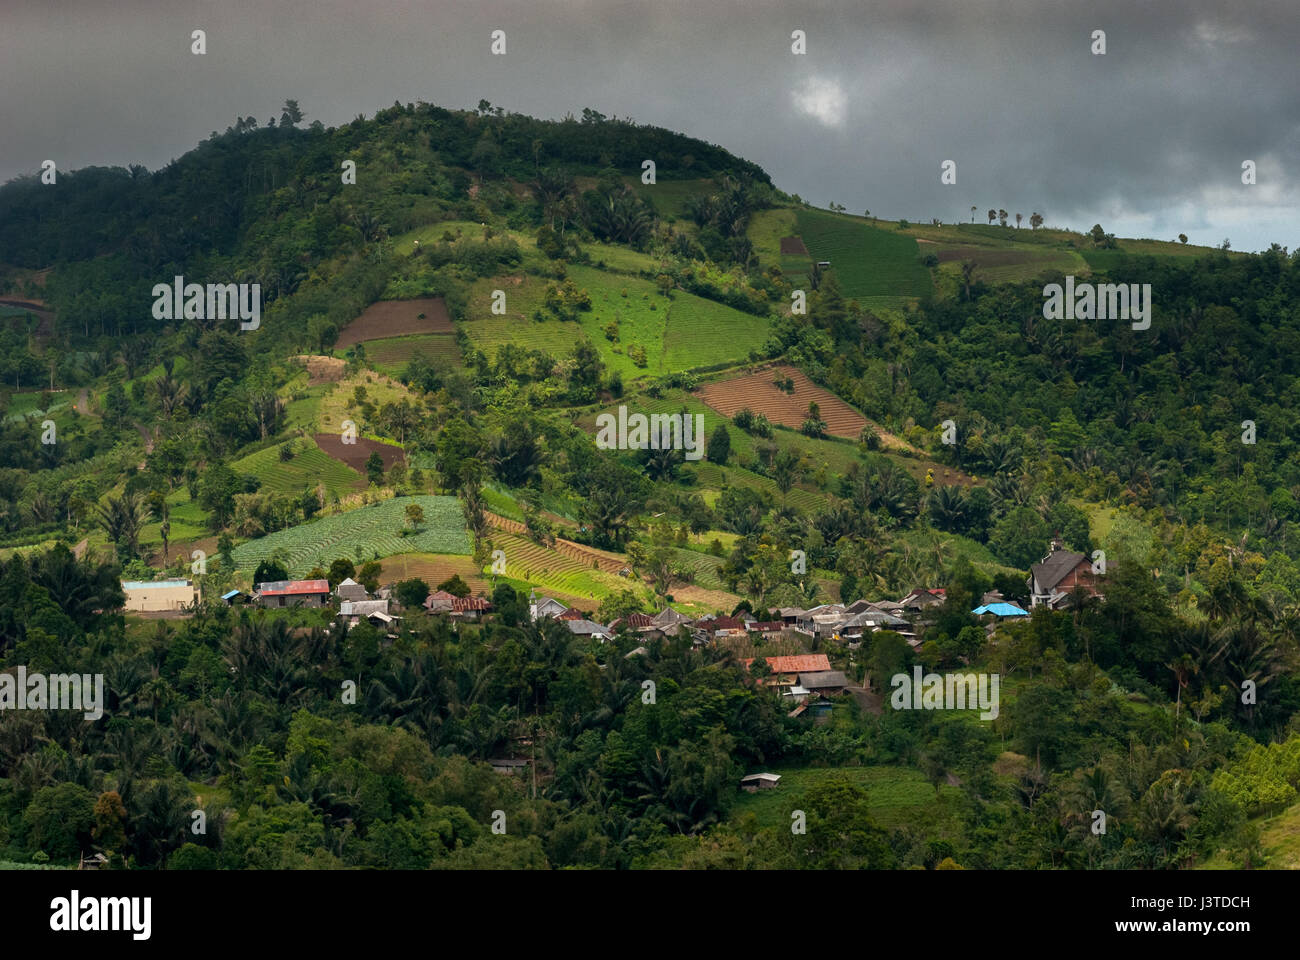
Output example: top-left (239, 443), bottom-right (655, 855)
top-left (740, 772), bottom-right (782, 792)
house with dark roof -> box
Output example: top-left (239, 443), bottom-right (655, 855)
top-left (254, 579), bottom-right (331, 608)
top-left (798, 670), bottom-right (851, 695)
top-left (1028, 537), bottom-right (1104, 609)
top-left (334, 577), bottom-right (369, 603)
top-left (565, 619), bottom-right (614, 642)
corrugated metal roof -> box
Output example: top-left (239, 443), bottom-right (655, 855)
top-left (122, 580), bottom-right (192, 589)
top-left (256, 579), bottom-right (330, 595)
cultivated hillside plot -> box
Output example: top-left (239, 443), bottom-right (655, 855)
top-left (230, 495), bottom-right (469, 576)
top-left (314, 433), bottom-right (405, 477)
top-left (696, 365), bottom-right (870, 439)
top-left (232, 437), bottom-right (361, 501)
top-left (795, 209), bottom-right (931, 300)
top-left (335, 297), bottom-right (451, 349)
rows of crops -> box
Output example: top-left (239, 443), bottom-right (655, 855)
top-left (795, 209), bottom-right (931, 299)
top-left (231, 496), bottom-right (469, 575)
top-left (231, 438), bottom-right (362, 500)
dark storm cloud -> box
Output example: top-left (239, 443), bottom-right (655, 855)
top-left (1, 0), bottom-right (1295, 250)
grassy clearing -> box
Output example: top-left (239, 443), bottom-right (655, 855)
top-left (317, 371), bottom-right (417, 441)
top-left (230, 495), bottom-right (468, 576)
top-left (463, 266), bottom-right (771, 378)
top-left (628, 177), bottom-right (715, 219)
top-left (732, 764), bottom-right (965, 836)
top-left (795, 209), bottom-right (932, 299)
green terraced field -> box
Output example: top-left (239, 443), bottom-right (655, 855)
top-left (366, 332), bottom-right (461, 377)
top-left (232, 438), bottom-right (363, 500)
top-left (795, 209), bottom-right (932, 300)
top-left (231, 495), bottom-right (468, 575)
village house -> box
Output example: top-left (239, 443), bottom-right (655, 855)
top-left (1028, 537), bottom-right (1105, 609)
top-left (334, 577), bottom-right (369, 603)
top-left (775, 606), bottom-right (805, 625)
top-left (338, 598), bottom-right (397, 629)
top-left (691, 615), bottom-right (748, 642)
top-left (794, 603), bottom-right (848, 638)
top-left (450, 595), bottom-right (493, 621)
top-left (423, 590), bottom-right (458, 614)
top-left (529, 594), bottom-right (569, 621)
top-left (651, 606), bottom-right (693, 635)
top-left (122, 579), bottom-right (198, 612)
top-left (254, 579), bottom-right (331, 608)
top-left (565, 619), bottom-right (615, 642)
top-left (608, 612), bottom-right (657, 634)
top-left (798, 670), bottom-right (851, 696)
top-left (897, 587), bottom-right (946, 612)
top-left (740, 653), bottom-right (833, 692)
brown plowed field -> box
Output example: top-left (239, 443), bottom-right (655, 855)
top-left (696, 365), bottom-right (870, 439)
top-left (779, 237), bottom-right (809, 255)
top-left (314, 434), bottom-right (405, 475)
top-left (336, 298), bottom-right (452, 349)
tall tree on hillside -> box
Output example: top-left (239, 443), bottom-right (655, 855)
top-left (970, 206), bottom-right (977, 223)
top-left (998, 209), bottom-right (1008, 227)
top-left (1030, 212), bottom-right (1044, 230)
top-left (960, 260), bottom-right (977, 301)
top-left (95, 491), bottom-right (152, 561)
top-left (987, 209), bottom-right (996, 225)
top-left (1015, 213), bottom-right (1023, 229)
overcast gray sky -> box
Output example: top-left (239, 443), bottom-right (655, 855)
top-left (2, 0), bottom-right (1296, 251)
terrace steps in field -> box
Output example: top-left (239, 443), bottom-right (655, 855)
top-left (486, 513), bottom-right (626, 572)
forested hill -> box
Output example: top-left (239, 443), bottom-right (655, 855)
top-left (0, 100), bottom-right (770, 321)
top-left (3, 98), bottom-right (1300, 872)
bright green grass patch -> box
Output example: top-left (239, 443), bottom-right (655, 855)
top-left (284, 388), bottom-right (325, 432)
top-left (732, 765), bottom-right (965, 836)
top-left (231, 495), bottom-right (468, 575)
top-left (465, 267), bottom-right (771, 379)
top-left (628, 177), bottom-right (715, 219)
top-left (747, 208), bottom-right (799, 259)
top-left (3, 391), bottom-right (73, 422)
top-left (232, 438), bottom-right (362, 501)
top-left (795, 209), bottom-right (932, 299)
top-left (661, 293), bottom-right (772, 371)
top-left (584, 240), bottom-right (664, 274)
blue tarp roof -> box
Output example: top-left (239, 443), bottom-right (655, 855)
top-left (221, 590), bottom-right (242, 600)
top-left (972, 602), bottom-right (1029, 617)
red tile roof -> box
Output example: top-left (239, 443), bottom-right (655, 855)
top-left (697, 616), bottom-right (746, 632)
top-left (556, 608), bottom-right (584, 620)
top-left (452, 596), bottom-right (492, 612)
top-left (611, 613), bottom-right (655, 630)
top-left (739, 654), bottom-right (832, 674)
